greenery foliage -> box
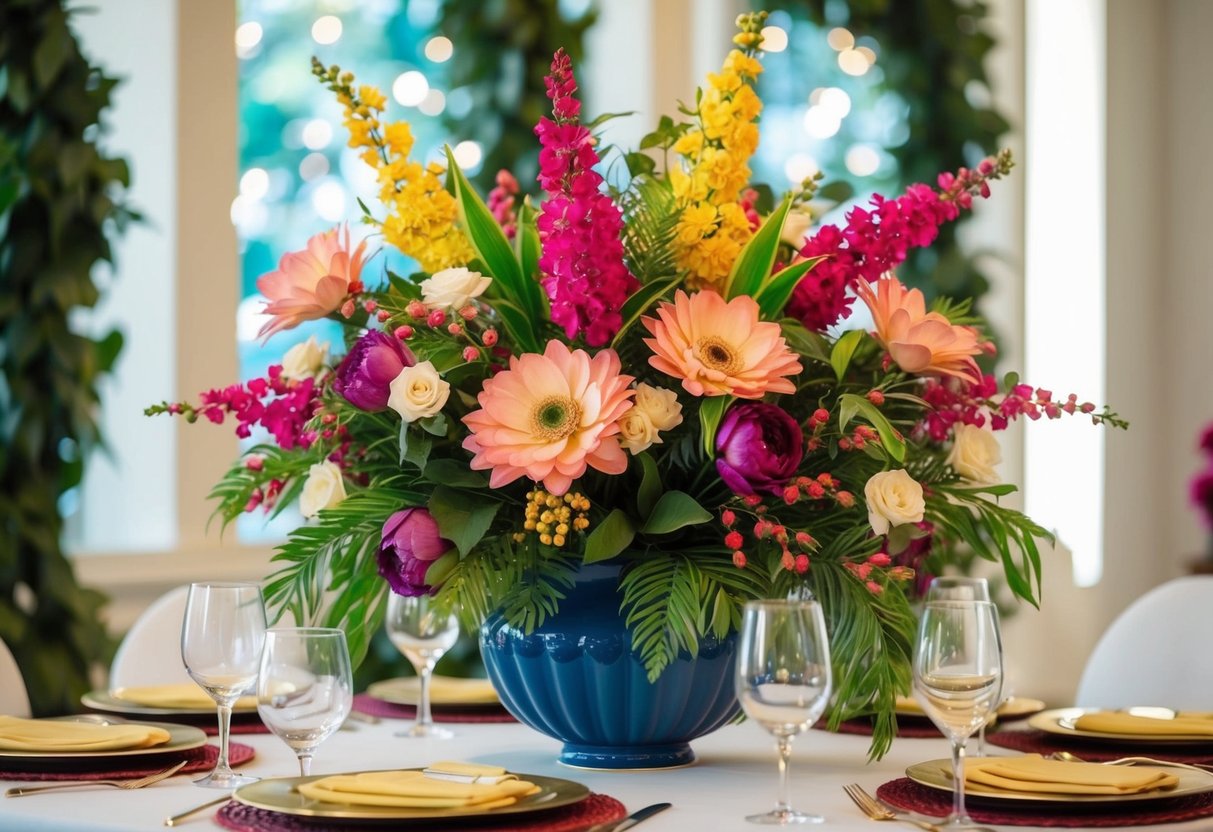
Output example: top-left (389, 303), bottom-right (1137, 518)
top-left (0, 0), bottom-right (133, 714)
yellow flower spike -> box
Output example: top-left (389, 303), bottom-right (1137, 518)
top-left (539, 534), bottom-right (553, 546)
top-left (556, 523), bottom-right (569, 535)
top-left (553, 535), bottom-right (566, 547)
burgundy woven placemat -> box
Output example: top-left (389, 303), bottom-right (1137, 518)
top-left (876, 777), bottom-right (1213, 827)
top-left (215, 792), bottom-right (625, 832)
top-left (814, 718), bottom-right (942, 739)
top-left (988, 729), bottom-right (1213, 765)
top-left (352, 693), bottom-right (517, 724)
top-left (0, 741), bottom-right (255, 781)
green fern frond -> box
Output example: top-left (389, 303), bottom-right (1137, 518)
top-left (619, 175), bottom-right (680, 283)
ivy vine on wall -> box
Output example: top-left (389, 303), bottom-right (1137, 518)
top-left (0, 0), bottom-right (134, 714)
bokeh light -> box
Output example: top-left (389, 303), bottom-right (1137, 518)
top-left (424, 36), bottom-right (454, 62)
top-left (392, 70), bottom-right (429, 106)
top-left (311, 15), bottom-right (342, 45)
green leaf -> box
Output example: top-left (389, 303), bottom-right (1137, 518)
top-left (514, 199), bottom-right (540, 288)
top-left (724, 195), bottom-right (791, 300)
top-left (698, 396), bottom-right (730, 458)
top-left (610, 273), bottom-right (680, 348)
top-left (636, 453), bottom-right (662, 520)
top-left (585, 110), bottom-right (636, 129)
top-left (816, 180), bottom-right (855, 203)
top-left (400, 424), bottom-right (432, 470)
top-left (624, 151), bottom-right (657, 177)
top-left (423, 459), bottom-right (487, 488)
top-left (419, 412), bottom-right (448, 437)
top-left (830, 329), bottom-right (867, 381)
top-left (584, 509), bottom-right (636, 564)
top-left (837, 393), bottom-right (906, 463)
top-left (753, 256), bottom-right (825, 319)
top-left (640, 491), bottom-right (712, 535)
top-left (490, 299), bottom-right (539, 355)
top-left (427, 486), bottom-right (501, 556)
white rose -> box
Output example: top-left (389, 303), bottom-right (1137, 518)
top-left (280, 336), bottom-right (329, 381)
top-left (420, 267), bottom-right (492, 310)
top-left (864, 469), bottom-right (925, 536)
top-left (780, 209), bottom-right (814, 248)
top-left (388, 361), bottom-right (450, 422)
top-left (299, 460), bottom-right (347, 518)
top-left (618, 408), bottom-right (659, 454)
top-left (633, 383), bottom-right (683, 432)
top-left (947, 423), bottom-right (1002, 484)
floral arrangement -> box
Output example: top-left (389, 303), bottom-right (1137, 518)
top-left (150, 12), bottom-right (1123, 757)
top-left (1192, 424), bottom-right (1213, 535)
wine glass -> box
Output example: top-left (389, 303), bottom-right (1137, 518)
top-left (181, 582), bottom-right (267, 788)
top-left (257, 627), bottom-right (353, 777)
top-left (736, 599), bottom-right (833, 825)
top-left (384, 592), bottom-right (460, 739)
top-left (913, 601), bottom-right (1003, 831)
top-left (926, 576), bottom-right (991, 603)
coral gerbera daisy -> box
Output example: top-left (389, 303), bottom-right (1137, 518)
top-left (642, 290), bottom-right (802, 398)
top-left (461, 340), bottom-right (634, 496)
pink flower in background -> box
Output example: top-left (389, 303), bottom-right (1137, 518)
top-left (487, 170), bottom-right (520, 239)
top-left (534, 49), bottom-right (637, 346)
top-left (857, 276), bottom-right (983, 383)
top-left (462, 340), bottom-right (634, 495)
top-left (257, 226), bottom-right (367, 338)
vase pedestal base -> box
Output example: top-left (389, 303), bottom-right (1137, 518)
top-left (558, 741), bottom-right (695, 770)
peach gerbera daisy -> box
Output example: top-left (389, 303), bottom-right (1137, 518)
top-left (856, 276), bottom-right (983, 383)
top-left (461, 340), bottom-right (635, 496)
top-left (642, 290), bottom-right (802, 399)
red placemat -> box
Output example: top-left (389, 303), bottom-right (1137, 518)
top-left (814, 718), bottom-right (942, 739)
top-left (214, 792), bottom-right (626, 832)
top-left (0, 741), bottom-right (255, 781)
top-left (352, 693), bottom-right (517, 724)
top-left (988, 729), bottom-right (1213, 765)
top-left (876, 777), bottom-right (1213, 827)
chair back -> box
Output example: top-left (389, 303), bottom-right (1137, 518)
top-left (0, 636), bottom-right (31, 717)
top-left (109, 585), bottom-right (193, 689)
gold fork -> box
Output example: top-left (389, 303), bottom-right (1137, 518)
top-left (843, 783), bottom-right (941, 832)
top-left (4, 760), bottom-right (188, 797)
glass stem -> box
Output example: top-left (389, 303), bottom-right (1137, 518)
top-left (977, 722), bottom-right (987, 757)
top-left (775, 734), bottom-right (793, 814)
top-left (215, 702), bottom-right (234, 775)
top-left (950, 737), bottom-right (967, 822)
top-left (297, 752), bottom-right (314, 778)
top-left (418, 664), bottom-right (434, 728)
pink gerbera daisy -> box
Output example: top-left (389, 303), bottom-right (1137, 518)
top-left (461, 340), bottom-right (635, 496)
top-left (643, 290), bottom-right (802, 399)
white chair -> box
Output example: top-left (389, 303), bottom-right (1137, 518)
top-left (1075, 575), bottom-right (1213, 710)
top-left (0, 636), bottom-right (31, 717)
top-left (109, 585), bottom-right (194, 689)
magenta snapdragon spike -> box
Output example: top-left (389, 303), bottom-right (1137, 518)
top-left (787, 153), bottom-right (1013, 333)
top-left (487, 169), bottom-right (520, 239)
top-left (534, 49), bottom-right (637, 347)
top-left (916, 374), bottom-right (1113, 442)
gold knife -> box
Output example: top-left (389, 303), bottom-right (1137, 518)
top-left (163, 794), bottom-right (231, 827)
top-left (585, 802), bottom-right (671, 832)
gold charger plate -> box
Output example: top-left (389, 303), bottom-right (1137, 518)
top-left (893, 696), bottom-right (1044, 720)
top-left (906, 757), bottom-right (1213, 805)
top-left (366, 676), bottom-right (501, 708)
top-left (0, 719), bottom-right (206, 760)
top-left (1028, 707), bottom-right (1213, 745)
top-left (233, 769), bottom-right (589, 822)
top-left (82, 688), bottom-right (258, 717)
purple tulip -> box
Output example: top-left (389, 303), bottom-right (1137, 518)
top-left (378, 508), bottom-right (454, 596)
top-left (333, 330), bottom-right (416, 411)
top-left (714, 402), bottom-right (803, 497)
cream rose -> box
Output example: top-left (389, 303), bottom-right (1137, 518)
top-left (633, 383), bottom-right (683, 431)
top-left (280, 336), bottom-right (330, 381)
top-left (864, 469), bottom-right (925, 536)
top-left (420, 267), bottom-right (492, 310)
top-left (947, 423), bottom-right (1002, 484)
top-left (299, 460), bottom-right (347, 518)
top-left (388, 361), bottom-right (450, 422)
top-left (618, 408), bottom-right (659, 454)
top-left (780, 209), bottom-right (813, 248)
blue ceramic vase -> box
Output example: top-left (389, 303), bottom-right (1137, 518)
top-left (480, 563), bottom-right (741, 769)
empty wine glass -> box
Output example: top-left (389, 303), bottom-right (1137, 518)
top-left (384, 592), bottom-right (459, 739)
top-left (257, 627), bottom-right (353, 777)
top-left (927, 576), bottom-right (991, 603)
top-left (736, 599), bottom-right (833, 825)
top-left (913, 600), bottom-right (1003, 831)
top-left (181, 582), bottom-right (267, 788)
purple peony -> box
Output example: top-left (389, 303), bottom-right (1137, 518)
top-left (377, 508), bottom-right (453, 596)
top-left (715, 402), bottom-right (804, 496)
top-left (333, 330), bottom-right (415, 411)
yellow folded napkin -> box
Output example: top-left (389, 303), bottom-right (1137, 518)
top-left (371, 676), bottom-right (499, 706)
top-left (1074, 711), bottom-right (1213, 736)
top-left (964, 754), bottom-right (1180, 796)
top-left (111, 684), bottom-right (256, 710)
top-left (0, 716), bottom-right (172, 752)
top-left (422, 761), bottom-right (517, 784)
top-left (297, 765), bottom-right (540, 810)
top-left (895, 696), bottom-right (925, 715)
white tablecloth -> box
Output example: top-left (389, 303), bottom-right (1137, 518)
top-left (1, 719), bottom-right (1208, 831)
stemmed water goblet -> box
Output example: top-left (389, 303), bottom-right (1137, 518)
top-left (925, 578), bottom-right (1001, 754)
top-left (913, 600), bottom-right (1003, 831)
top-left (256, 627), bottom-right (353, 776)
top-left (736, 598), bottom-right (833, 825)
top-left (181, 582), bottom-right (267, 788)
top-left (384, 592), bottom-right (460, 739)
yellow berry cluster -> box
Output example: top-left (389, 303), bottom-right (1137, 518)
top-left (513, 489), bottom-right (591, 548)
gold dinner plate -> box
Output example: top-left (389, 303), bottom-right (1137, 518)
top-left (894, 696), bottom-right (1045, 721)
top-left (0, 719), bottom-right (206, 761)
top-left (366, 676), bottom-right (501, 708)
top-left (81, 688), bottom-right (259, 717)
top-left (233, 769), bottom-right (589, 822)
top-left (1028, 707), bottom-right (1213, 745)
top-left (906, 757), bottom-right (1213, 805)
